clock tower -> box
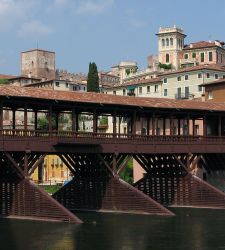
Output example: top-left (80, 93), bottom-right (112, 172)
top-left (21, 49), bottom-right (56, 80)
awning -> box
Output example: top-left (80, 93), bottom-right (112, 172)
top-left (127, 86), bottom-right (136, 91)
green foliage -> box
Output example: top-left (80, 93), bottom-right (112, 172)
top-left (99, 116), bottom-right (108, 125)
top-left (35, 113), bottom-right (69, 130)
top-left (40, 185), bottom-right (61, 194)
top-left (87, 62), bottom-right (99, 92)
top-left (158, 62), bottom-right (172, 70)
top-left (119, 159), bottom-right (133, 184)
top-left (0, 79), bottom-right (9, 84)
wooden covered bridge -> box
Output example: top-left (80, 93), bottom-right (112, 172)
top-left (0, 85), bottom-right (225, 223)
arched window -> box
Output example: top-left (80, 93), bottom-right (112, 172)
top-left (166, 54), bottom-right (170, 63)
top-left (170, 38), bottom-right (173, 46)
top-left (162, 39), bottom-right (165, 47)
top-left (166, 38), bottom-right (169, 46)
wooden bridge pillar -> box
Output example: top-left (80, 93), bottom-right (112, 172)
top-left (53, 153), bottom-right (173, 216)
top-left (0, 152), bottom-right (82, 223)
top-left (133, 153), bottom-right (225, 209)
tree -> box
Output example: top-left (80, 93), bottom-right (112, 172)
top-left (87, 62), bottom-right (99, 92)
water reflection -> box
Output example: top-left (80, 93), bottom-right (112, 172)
top-left (0, 209), bottom-right (225, 250)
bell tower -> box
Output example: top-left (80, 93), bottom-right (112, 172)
top-left (156, 26), bottom-right (186, 70)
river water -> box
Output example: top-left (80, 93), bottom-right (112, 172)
top-left (0, 208), bottom-right (225, 250)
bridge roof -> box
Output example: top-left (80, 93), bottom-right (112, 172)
top-left (1, 85), bottom-right (225, 112)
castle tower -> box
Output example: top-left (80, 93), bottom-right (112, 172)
top-left (21, 49), bottom-right (55, 80)
top-left (156, 26), bottom-right (186, 70)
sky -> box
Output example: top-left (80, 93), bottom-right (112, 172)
top-left (1, 0), bottom-right (225, 76)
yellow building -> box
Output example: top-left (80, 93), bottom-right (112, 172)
top-left (32, 155), bottom-right (71, 184)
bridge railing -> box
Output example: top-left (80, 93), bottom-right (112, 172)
top-left (1, 129), bottom-right (225, 144)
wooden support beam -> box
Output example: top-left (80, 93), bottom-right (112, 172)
top-left (97, 154), bottom-right (115, 177)
top-left (174, 155), bottom-right (189, 173)
top-left (163, 118), bottom-right (166, 136)
top-left (34, 110), bottom-right (38, 131)
top-left (146, 116), bottom-right (150, 136)
top-left (29, 154), bottom-right (47, 176)
top-left (218, 115), bottom-right (222, 137)
top-left (152, 114), bottom-right (155, 136)
top-left (5, 152), bottom-right (25, 178)
top-left (48, 105), bottom-right (52, 134)
top-left (93, 110), bottom-right (98, 133)
top-left (132, 111), bottom-right (137, 135)
top-left (113, 111), bottom-right (117, 135)
top-left (58, 155), bottom-right (76, 176)
top-left (24, 153), bottom-right (28, 176)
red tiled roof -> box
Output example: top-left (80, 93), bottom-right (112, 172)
top-left (160, 64), bottom-right (225, 76)
top-left (1, 85), bottom-right (225, 112)
top-left (183, 41), bottom-right (224, 50)
top-left (201, 78), bottom-right (225, 86)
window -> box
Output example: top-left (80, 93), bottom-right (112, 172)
top-left (198, 85), bottom-right (203, 92)
top-left (155, 85), bottom-right (158, 92)
top-left (55, 82), bottom-right (59, 87)
top-left (206, 73), bottom-right (210, 78)
top-left (198, 73), bottom-right (202, 78)
top-left (139, 87), bottom-right (142, 94)
top-left (147, 86), bottom-right (150, 93)
top-left (208, 91), bottom-right (213, 99)
top-left (185, 75), bottom-right (189, 80)
top-left (215, 74), bottom-right (219, 79)
top-left (209, 51), bottom-right (213, 62)
top-left (113, 91), bottom-right (116, 95)
top-left (223, 75), bottom-right (225, 79)
top-left (177, 76), bottom-right (181, 81)
top-left (166, 54), bottom-right (170, 63)
top-left (170, 38), bottom-right (173, 46)
top-left (73, 86), bottom-right (77, 91)
top-left (200, 52), bottom-right (205, 62)
top-left (192, 52), bottom-right (196, 58)
top-left (166, 38), bottom-right (169, 46)
top-left (185, 86), bottom-right (189, 98)
top-left (123, 89), bottom-right (126, 96)
top-left (164, 89), bottom-right (168, 96)
top-left (163, 78), bottom-right (167, 83)
top-left (65, 83), bottom-right (69, 88)
top-left (184, 54), bottom-right (189, 59)
top-left (162, 39), bottom-right (165, 47)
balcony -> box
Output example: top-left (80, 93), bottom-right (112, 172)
top-left (175, 92), bottom-right (190, 99)
top-left (180, 58), bottom-right (197, 66)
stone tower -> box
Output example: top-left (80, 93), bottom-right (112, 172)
top-left (156, 26), bottom-right (186, 70)
top-left (21, 49), bottom-right (55, 80)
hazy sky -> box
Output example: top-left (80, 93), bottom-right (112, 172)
top-left (1, 0), bottom-right (225, 75)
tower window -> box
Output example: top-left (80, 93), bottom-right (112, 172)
top-left (184, 54), bottom-right (189, 59)
top-left (166, 38), bottom-right (169, 47)
top-left (166, 54), bottom-right (170, 63)
top-left (170, 38), bottom-right (173, 46)
top-left (162, 39), bottom-right (165, 47)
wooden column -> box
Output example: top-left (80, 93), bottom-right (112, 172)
top-left (170, 118), bottom-right (173, 135)
top-left (93, 110), bottom-right (98, 133)
top-left (178, 118), bottom-right (181, 135)
top-left (34, 110), bottom-right (38, 131)
top-left (113, 111), bottom-right (117, 135)
top-left (152, 113), bottom-right (155, 136)
top-left (163, 117), bottom-right (166, 136)
top-left (55, 112), bottom-right (59, 131)
top-left (192, 119), bottom-right (195, 136)
top-left (203, 115), bottom-right (207, 136)
top-left (24, 104), bottom-right (28, 130)
top-left (0, 100), bottom-right (3, 133)
top-left (132, 111), bottom-right (137, 135)
top-left (72, 109), bottom-right (77, 132)
top-left (146, 116), bottom-right (150, 136)
top-left (48, 106), bottom-right (52, 134)
top-left (12, 108), bottom-right (16, 130)
top-left (218, 115), bottom-right (222, 137)
top-left (187, 115), bottom-right (190, 136)
top-left (140, 117), bottom-right (143, 135)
